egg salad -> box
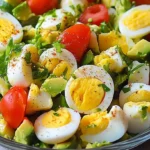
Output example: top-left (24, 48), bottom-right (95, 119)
top-left (0, 0), bottom-right (150, 149)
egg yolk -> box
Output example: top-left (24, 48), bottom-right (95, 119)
top-left (126, 90), bottom-right (150, 103)
top-left (0, 18), bottom-right (17, 44)
top-left (42, 108), bottom-right (71, 128)
top-left (80, 111), bottom-right (109, 134)
top-left (70, 77), bottom-right (105, 111)
top-left (41, 58), bottom-right (72, 79)
top-left (98, 31), bottom-right (129, 54)
top-left (124, 9), bottom-right (150, 30)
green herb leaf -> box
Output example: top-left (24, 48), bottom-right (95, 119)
top-left (52, 41), bottom-right (65, 53)
top-left (0, 0), bottom-right (13, 13)
top-left (71, 74), bottom-right (77, 79)
top-left (81, 50), bottom-right (94, 65)
top-left (87, 124), bottom-right (97, 128)
top-left (122, 87), bottom-right (130, 93)
top-left (62, 67), bottom-right (68, 79)
top-left (98, 84), bottom-right (110, 92)
top-left (100, 22), bottom-right (112, 33)
top-left (129, 64), bottom-right (145, 75)
top-left (24, 52), bottom-right (31, 64)
top-left (140, 106), bottom-right (148, 120)
top-left (53, 112), bottom-right (60, 116)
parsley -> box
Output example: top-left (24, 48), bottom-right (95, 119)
top-left (56, 23), bottom-right (61, 30)
top-left (70, 5), bottom-right (75, 10)
top-left (100, 22), bottom-right (112, 33)
top-left (24, 52), bottom-right (31, 64)
top-left (140, 106), bottom-right (148, 120)
top-left (52, 41), bottom-right (65, 53)
top-left (81, 50), bottom-right (94, 65)
top-left (98, 84), bottom-right (110, 92)
top-left (122, 87), bottom-right (130, 93)
top-left (140, 85), bottom-right (144, 89)
top-left (0, 0), bottom-right (13, 13)
top-left (71, 74), bottom-right (77, 79)
top-left (76, 4), bottom-right (82, 13)
top-left (62, 67), bottom-right (68, 79)
top-left (129, 64), bottom-right (144, 75)
top-left (87, 124), bottom-right (97, 128)
top-left (53, 112), bottom-right (60, 116)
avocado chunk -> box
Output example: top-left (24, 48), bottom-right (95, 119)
top-left (14, 118), bottom-right (34, 145)
top-left (0, 77), bottom-right (9, 96)
top-left (53, 136), bottom-right (78, 149)
top-left (86, 141), bottom-right (111, 149)
top-left (4, 0), bottom-right (22, 7)
top-left (81, 50), bottom-right (94, 65)
top-left (41, 77), bottom-right (67, 97)
top-left (127, 40), bottom-right (150, 59)
top-left (12, 1), bottom-right (35, 21)
top-left (0, 114), bottom-right (14, 139)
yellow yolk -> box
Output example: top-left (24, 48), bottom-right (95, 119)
top-left (0, 18), bottom-right (18, 44)
top-left (42, 108), bottom-right (71, 128)
top-left (124, 9), bottom-right (150, 30)
top-left (80, 111), bottom-right (109, 134)
top-left (98, 31), bottom-right (129, 54)
top-left (70, 77), bottom-right (105, 111)
top-left (94, 53), bottom-right (116, 72)
top-left (127, 90), bottom-right (150, 103)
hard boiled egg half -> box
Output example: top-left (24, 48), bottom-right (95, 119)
top-left (80, 105), bottom-right (128, 143)
top-left (119, 5), bottom-right (150, 38)
top-left (34, 107), bottom-right (80, 144)
top-left (39, 48), bottom-right (77, 80)
top-left (65, 65), bottom-right (114, 114)
top-left (0, 10), bottom-right (23, 51)
top-left (119, 83), bottom-right (150, 107)
top-left (124, 102), bottom-right (150, 134)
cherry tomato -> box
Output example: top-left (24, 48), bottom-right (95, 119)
top-left (130, 0), bottom-right (150, 5)
top-left (27, 0), bottom-right (58, 15)
top-left (0, 87), bottom-right (27, 129)
top-left (59, 24), bottom-right (91, 62)
top-left (79, 4), bottom-right (109, 26)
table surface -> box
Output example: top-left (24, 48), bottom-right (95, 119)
top-left (0, 140), bottom-right (150, 150)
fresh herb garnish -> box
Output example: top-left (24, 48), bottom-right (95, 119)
top-left (71, 74), bottom-right (77, 79)
top-left (98, 84), bottom-right (110, 92)
top-left (52, 41), bottom-right (65, 53)
top-left (53, 112), bottom-right (60, 116)
top-left (122, 87), bottom-right (130, 93)
top-left (140, 106), bottom-right (148, 120)
top-left (87, 124), bottom-right (97, 128)
top-left (24, 52), bottom-right (31, 64)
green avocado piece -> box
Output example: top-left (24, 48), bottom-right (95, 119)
top-left (0, 114), bottom-right (14, 139)
top-left (53, 136), bottom-right (78, 149)
top-left (41, 77), bottom-right (67, 97)
top-left (5, 0), bottom-right (22, 7)
top-left (86, 141), bottom-right (111, 149)
top-left (81, 50), bottom-right (94, 65)
top-left (127, 40), bottom-right (150, 59)
top-left (14, 118), bottom-right (34, 145)
top-left (12, 1), bottom-right (35, 21)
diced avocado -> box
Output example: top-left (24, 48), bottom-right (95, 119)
top-left (81, 50), bottom-right (94, 65)
top-left (14, 118), bottom-right (34, 145)
top-left (0, 114), bottom-right (14, 139)
top-left (41, 77), bottom-right (67, 97)
top-left (12, 1), bottom-right (35, 21)
top-left (34, 141), bottom-right (50, 148)
top-left (88, 32), bottom-right (100, 54)
top-left (127, 40), bottom-right (150, 59)
top-left (0, 77), bottom-right (9, 96)
top-left (53, 136), bottom-right (78, 149)
top-left (86, 141), bottom-right (111, 149)
top-left (4, 0), bottom-right (22, 7)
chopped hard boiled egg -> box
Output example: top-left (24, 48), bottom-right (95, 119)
top-left (94, 46), bottom-right (126, 73)
top-left (119, 5), bottom-right (150, 38)
top-left (119, 83), bottom-right (150, 107)
top-left (0, 10), bottom-right (23, 51)
top-left (34, 108), bottom-right (81, 144)
top-left (123, 102), bottom-right (150, 134)
top-left (65, 65), bottom-right (114, 114)
top-left (39, 48), bottom-right (77, 80)
top-left (80, 105), bottom-right (128, 143)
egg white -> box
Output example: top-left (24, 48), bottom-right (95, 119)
top-left (34, 108), bottom-right (81, 144)
top-left (119, 83), bottom-right (150, 107)
top-left (119, 5), bottom-right (150, 38)
top-left (65, 65), bottom-right (114, 114)
top-left (0, 10), bottom-right (23, 51)
top-left (81, 105), bottom-right (128, 143)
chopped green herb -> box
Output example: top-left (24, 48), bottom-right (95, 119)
top-left (53, 112), bottom-right (60, 116)
top-left (98, 84), bottom-right (110, 92)
top-left (140, 85), bottom-right (144, 89)
top-left (76, 4), bottom-right (82, 13)
top-left (81, 50), bottom-right (94, 65)
top-left (129, 64), bottom-right (144, 75)
top-left (88, 18), bottom-right (93, 23)
top-left (87, 124), bottom-right (97, 128)
top-left (122, 87), bottom-right (130, 93)
top-left (140, 106), bottom-right (148, 120)
top-left (56, 23), bottom-right (61, 30)
top-left (0, 0), bottom-right (13, 13)
top-left (62, 67), bottom-right (68, 79)
top-left (52, 41), bottom-right (65, 53)
top-left (100, 22), bottom-right (111, 33)
top-left (70, 5), bottom-right (75, 10)
top-left (71, 74), bottom-right (77, 79)
top-left (24, 52), bottom-right (31, 64)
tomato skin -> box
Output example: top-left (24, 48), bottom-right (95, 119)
top-left (130, 0), bottom-right (150, 5)
top-left (79, 4), bottom-right (109, 26)
top-left (59, 24), bottom-right (91, 62)
top-left (0, 87), bottom-right (27, 129)
top-left (27, 0), bottom-right (58, 15)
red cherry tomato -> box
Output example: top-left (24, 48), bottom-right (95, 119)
top-left (27, 0), bottom-right (58, 15)
top-left (0, 87), bottom-right (27, 129)
top-left (130, 0), bottom-right (150, 5)
top-left (59, 24), bottom-right (91, 62)
top-left (79, 4), bottom-right (109, 26)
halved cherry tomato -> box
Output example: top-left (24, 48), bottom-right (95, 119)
top-left (0, 87), bottom-right (27, 129)
top-left (130, 0), bottom-right (150, 5)
top-left (79, 4), bottom-right (109, 26)
top-left (59, 24), bottom-right (91, 62)
top-left (27, 0), bottom-right (58, 15)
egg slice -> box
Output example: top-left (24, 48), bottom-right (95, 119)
top-left (39, 48), bottom-right (77, 80)
top-left (119, 83), bottom-right (150, 107)
top-left (119, 5), bottom-right (150, 38)
top-left (34, 107), bottom-right (81, 144)
top-left (94, 46), bottom-right (126, 73)
top-left (0, 10), bottom-right (23, 51)
top-left (123, 102), bottom-right (150, 134)
top-left (80, 105), bottom-right (128, 143)
top-left (65, 65), bottom-right (114, 114)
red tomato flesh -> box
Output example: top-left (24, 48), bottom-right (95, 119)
top-left (59, 24), bottom-right (91, 62)
top-left (0, 87), bottom-right (27, 129)
top-left (79, 4), bottom-right (109, 26)
top-left (130, 0), bottom-right (150, 5)
top-left (27, 0), bottom-right (58, 15)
